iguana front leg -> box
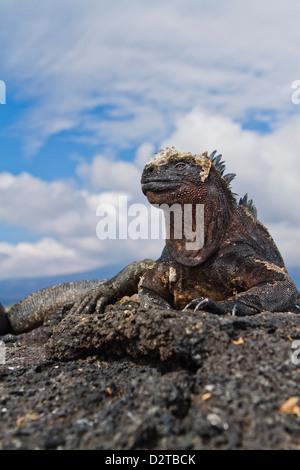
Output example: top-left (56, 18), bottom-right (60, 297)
top-left (184, 258), bottom-right (298, 316)
top-left (68, 259), bottom-right (156, 316)
top-left (137, 260), bottom-right (175, 310)
top-left (138, 286), bottom-right (172, 310)
top-left (183, 297), bottom-right (259, 316)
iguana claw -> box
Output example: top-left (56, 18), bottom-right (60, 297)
top-left (68, 289), bottom-right (109, 317)
top-left (183, 297), bottom-right (226, 315)
top-left (231, 305), bottom-right (237, 316)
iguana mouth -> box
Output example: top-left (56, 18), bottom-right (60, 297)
top-left (141, 180), bottom-right (182, 194)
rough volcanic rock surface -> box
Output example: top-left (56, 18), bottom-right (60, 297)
top-left (0, 299), bottom-right (300, 450)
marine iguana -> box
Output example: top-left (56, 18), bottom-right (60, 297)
top-left (0, 147), bottom-right (299, 336)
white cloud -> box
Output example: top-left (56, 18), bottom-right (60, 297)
top-left (76, 154), bottom-right (141, 193)
top-left (0, 0), bottom-right (300, 152)
top-left (0, 172), bottom-right (86, 233)
top-left (0, 234), bottom-right (163, 281)
top-left (0, 238), bottom-right (81, 280)
top-left (0, 158), bottom-right (163, 280)
top-left (1, 108), bottom-right (300, 280)
top-left (0, 0), bottom-right (299, 280)
top-left (134, 143), bottom-right (156, 169)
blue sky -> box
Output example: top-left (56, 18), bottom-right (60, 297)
top-left (0, 0), bottom-right (300, 286)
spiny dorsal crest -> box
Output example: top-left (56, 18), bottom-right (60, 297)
top-left (208, 149), bottom-right (236, 186)
top-left (146, 147), bottom-right (236, 186)
top-left (238, 193), bottom-right (257, 218)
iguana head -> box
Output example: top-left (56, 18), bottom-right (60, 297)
top-left (141, 147), bottom-right (236, 266)
top-left (141, 146), bottom-right (235, 205)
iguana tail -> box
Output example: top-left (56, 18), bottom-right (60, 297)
top-left (0, 280), bottom-right (107, 335)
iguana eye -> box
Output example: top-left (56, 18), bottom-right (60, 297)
top-left (175, 163), bottom-right (187, 170)
top-left (147, 165), bottom-right (155, 173)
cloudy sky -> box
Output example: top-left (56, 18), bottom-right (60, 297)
top-left (0, 0), bottom-right (299, 286)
